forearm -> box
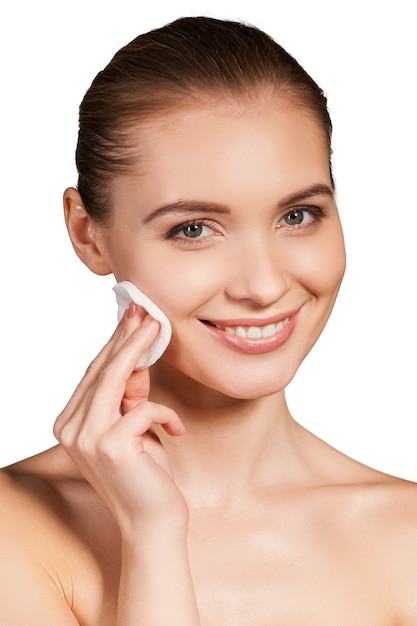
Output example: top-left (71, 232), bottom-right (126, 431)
top-left (117, 527), bottom-right (200, 626)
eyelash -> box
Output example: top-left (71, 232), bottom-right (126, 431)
top-left (164, 206), bottom-right (327, 246)
top-left (164, 219), bottom-right (218, 246)
top-left (277, 205), bottom-right (327, 231)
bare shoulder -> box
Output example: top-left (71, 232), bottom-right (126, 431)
top-left (352, 467), bottom-right (417, 538)
top-left (299, 427), bottom-right (417, 617)
top-left (317, 435), bottom-right (417, 542)
top-left (0, 446), bottom-right (118, 625)
top-left (0, 447), bottom-right (76, 548)
top-left (360, 472), bottom-right (417, 619)
top-left (360, 468), bottom-right (417, 546)
top-left (0, 453), bottom-right (80, 623)
top-left (325, 454), bottom-right (417, 620)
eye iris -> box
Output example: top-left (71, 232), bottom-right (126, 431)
top-left (285, 210), bottom-right (304, 226)
top-left (183, 224), bottom-right (203, 238)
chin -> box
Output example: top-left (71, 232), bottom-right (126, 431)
top-left (190, 360), bottom-right (299, 401)
top-left (155, 326), bottom-right (313, 399)
top-left (218, 373), bottom-right (295, 400)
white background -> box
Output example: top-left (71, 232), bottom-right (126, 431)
top-left (0, 1), bottom-right (416, 477)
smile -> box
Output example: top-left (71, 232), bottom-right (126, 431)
top-left (212, 318), bottom-right (289, 339)
top-left (200, 311), bottom-right (298, 354)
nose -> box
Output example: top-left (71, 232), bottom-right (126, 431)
top-left (224, 238), bottom-right (291, 308)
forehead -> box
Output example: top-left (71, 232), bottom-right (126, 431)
top-left (115, 100), bottom-right (331, 210)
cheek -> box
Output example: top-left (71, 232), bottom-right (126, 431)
top-left (125, 251), bottom-right (223, 320)
top-left (286, 225), bottom-right (346, 296)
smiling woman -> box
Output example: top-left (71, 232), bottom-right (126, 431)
top-left (1, 15), bottom-right (417, 626)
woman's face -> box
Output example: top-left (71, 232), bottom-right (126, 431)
top-left (100, 100), bottom-right (346, 399)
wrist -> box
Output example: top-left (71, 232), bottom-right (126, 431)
top-left (119, 516), bottom-right (189, 550)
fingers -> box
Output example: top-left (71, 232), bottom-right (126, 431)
top-left (52, 303), bottom-right (188, 530)
top-left (54, 304), bottom-right (159, 441)
top-left (121, 369), bottom-right (152, 414)
top-left (104, 301), bottom-right (148, 364)
top-left (83, 402), bottom-right (184, 462)
top-left (54, 304), bottom-right (140, 423)
top-left (59, 400), bottom-right (182, 467)
top-left (86, 315), bottom-right (159, 422)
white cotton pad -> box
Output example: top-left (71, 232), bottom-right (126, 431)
top-left (113, 281), bottom-right (172, 369)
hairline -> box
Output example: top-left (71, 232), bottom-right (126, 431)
top-left (89, 89), bottom-right (333, 228)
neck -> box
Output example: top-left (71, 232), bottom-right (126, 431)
top-left (149, 362), bottom-right (306, 510)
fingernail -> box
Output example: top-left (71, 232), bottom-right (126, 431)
top-left (126, 302), bottom-right (137, 319)
top-left (141, 314), bottom-right (158, 329)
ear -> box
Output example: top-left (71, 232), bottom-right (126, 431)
top-left (63, 187), bottom-right (112, 276)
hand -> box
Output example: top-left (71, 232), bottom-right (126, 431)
top-left (53, 303), bottom-right (188, 535)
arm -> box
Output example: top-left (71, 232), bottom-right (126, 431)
top-left (118, 527), bottom-right (200, 625)
top-left (0, 565), bottom-right (80, 626)
top-left (0, 474), bottom-right (80, 625)
top-left (54, 304), bottom-right (201, 625)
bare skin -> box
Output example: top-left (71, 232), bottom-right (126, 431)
top-left (2, 422), bottom-right (417, 624)
top-left (1, 101), bottom-right (417, 624)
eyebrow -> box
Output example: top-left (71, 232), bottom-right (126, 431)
top-left (142, 184), bottom-right (334, 224)
top-left (279, 184), bottom-right (335, 208)
top-left (142, 200), bottom-right (230, 223)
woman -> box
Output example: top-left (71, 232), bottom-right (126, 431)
top-left (1, 16), bottom-right (416, 625)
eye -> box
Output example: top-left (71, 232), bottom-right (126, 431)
top-left (277, 206), bottom-right (325, 230)
top-left (282, 209), bottom-right (311, 226)
top-left (164, 219), bottom-right (219, 246)
top-left (178, 222), bottom-right (211, 239)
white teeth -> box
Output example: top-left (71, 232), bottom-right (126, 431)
top-left (262, 323), bottom-right (276, 337)
top-left (222, 318), bottom-right (289, 339)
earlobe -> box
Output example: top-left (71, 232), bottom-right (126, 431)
top-left (63, 187), bottom-right (112, 276)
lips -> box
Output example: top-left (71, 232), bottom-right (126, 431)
top-left (207, 318), bottom-right (289, 339)
top-left (199, 310), bottom-right (298, 354)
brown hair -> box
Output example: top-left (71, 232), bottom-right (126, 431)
top-left (76, 16), bottom-right (333, 223)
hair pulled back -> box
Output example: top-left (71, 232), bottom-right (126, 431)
top-left (76, 16), bottom-right (332, 223)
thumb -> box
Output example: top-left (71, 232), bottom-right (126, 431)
top-left (121, 368), bottom-right (150, 413)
